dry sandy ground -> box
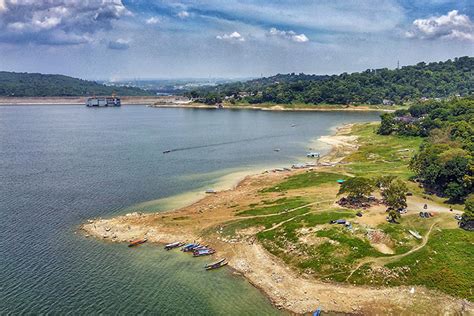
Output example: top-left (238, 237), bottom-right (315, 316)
top-left (80, 125), bottom-right (473, 315)
top-left (152, 103), bottom-right (393, 112)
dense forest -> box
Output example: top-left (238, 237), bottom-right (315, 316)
top-left (378, 97), bottom-right (473, 227)
top-left (0, 72), bottom-right (151, 97)
top-left (188, 56), bottom-right (473, 105)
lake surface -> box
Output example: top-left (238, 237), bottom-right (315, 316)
top-left (0, 105), bottom-right (380, 314)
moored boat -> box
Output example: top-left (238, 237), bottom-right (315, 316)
top-left (193, 248), bottom-right (215, 257)
top-left (164, 241), bottom-right (184, 250)
top-left (128, 238), bottom-right (147, 247)
top-left (205, 258), bottom-right (228, 270)
top-left (181, 243), bottom-right (200, 252)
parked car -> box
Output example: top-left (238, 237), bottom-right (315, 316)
top-left (454, 215), bottom-right (462, 221)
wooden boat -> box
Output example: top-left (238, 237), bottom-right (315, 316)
top-left (193, 248), bottom-right (215, 257)
top-left (205, 258), bottom-right (225, 268)
top-left (164, 241), bottom-right (183, 250)
top-left (128, 238), bottom-right (147, 247)
top-left (181, 243), bottom-right (200, 252)
top-left (205, 259), bottom-right (228, 270)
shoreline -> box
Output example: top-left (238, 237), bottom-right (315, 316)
top-left (0, 96), bottom-right (396, 112)
top-left (80, 123), bottom-right (472, 315)
top-left (151, 103), bottom-right (395, 112)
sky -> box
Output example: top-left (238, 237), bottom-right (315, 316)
top-left (0, 0), bottom-right (473, 80)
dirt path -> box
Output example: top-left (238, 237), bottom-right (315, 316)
top-left (346, 221), bottom-right (438, 281)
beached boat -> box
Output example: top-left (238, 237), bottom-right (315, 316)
top-left (193, 248), bottom-right (215, 257)
top-left (408, 230), bottom-right (422, 240)
top-left (205, 258), bottom-right (228, 270)
top-left (128, 238), bottom-right (147, 247)
top-left (205, 189), bottom-right (217, 194)
top-left (164, 241), bottom-right (184, 250)
top-left (181, 243), bottom-right (199, 252)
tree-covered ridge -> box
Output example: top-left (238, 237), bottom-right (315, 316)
top-left (0, 71), bottom-right (151, 97)
top-left (378, 97), bottom-right (473, 214)
top-left (188, 56), bottom-right (473, 105)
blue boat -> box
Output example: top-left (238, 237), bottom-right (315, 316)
top-left (181, 243), bottom-right (199, 252)
top-left (313, 306), bottom-right (321, 316)
top-left (193, 248), bottom-right (215, 257)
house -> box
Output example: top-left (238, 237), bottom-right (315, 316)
top-left (382, 99), bottom-right (394, 106)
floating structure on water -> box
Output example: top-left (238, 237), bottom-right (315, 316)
top-left (86, 96), bottom-right (121, 107)
top-left (306, 152), bottom-right (320, 158)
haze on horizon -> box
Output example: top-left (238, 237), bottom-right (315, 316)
top-left (0, 0), bottom-right (473, 80)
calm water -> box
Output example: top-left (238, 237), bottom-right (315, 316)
top-left (0, 105), bottom-right (380, 314)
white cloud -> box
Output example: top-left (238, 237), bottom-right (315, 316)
top-left (406, 10), bottom-right (474, 41)
top-left (216, 31), bottom-right (245, 42)
top-left (107, 38), bottom-right (130, 50)
top-left (146, 17), bottom-right (161, 25)
top-left (177, 11), bottom-right (190, 19)
top-left (0, 0), bottom-right (130, 45)
top-left (268, 27), bottom-right (309, 43)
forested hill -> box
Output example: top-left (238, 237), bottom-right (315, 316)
top-left (0, 71), bottom-right (151, 97)
top-left (187, 56), bottom-right (474, 105)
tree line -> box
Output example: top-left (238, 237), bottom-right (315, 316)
top-left (187, 56), bottom-right (473, 105)
top-left (0, 71), bottom-right (151, 97)
top-left (378, 97), bottom-right (473, 225)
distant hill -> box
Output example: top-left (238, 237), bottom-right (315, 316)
top-left (0, 72), bottom-right (151, 97)
top-left (187, 56), bottom-right (474, 105)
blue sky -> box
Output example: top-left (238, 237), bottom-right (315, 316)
top-left (0, 0), bottom-right (472, 79)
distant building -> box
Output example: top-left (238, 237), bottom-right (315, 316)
top-left (382, 99), bottom-right (394, 106)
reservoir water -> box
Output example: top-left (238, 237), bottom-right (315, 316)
top-left (0, 105), bottom-right (380, 314)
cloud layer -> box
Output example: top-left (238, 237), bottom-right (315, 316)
top-left (406, 10), bottom-right (474, 41)
top-left (0, 0), bottom-right (472, 79)
top-left (268, 28), bottom-right (309, 43)
top-left (0, 0), bottom-right (128, 45)
top-left (216, 31), bottom-right (245, 42)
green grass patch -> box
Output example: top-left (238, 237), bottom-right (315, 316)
top-left (237, 196), bottom-right (308, 216)
top-left (386, 229), bottom-right (474, 301)
top-left (261, 171), bottom-right (346, 193)
top-left (221, 207), bottom-right (312, 237)
top-left (255, 210), bottom-right (387, 281)
top-left (345, 124), bottom-right (422, 179)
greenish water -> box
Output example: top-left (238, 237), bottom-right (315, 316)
top-left (0, 105), bottom-right (379, 314)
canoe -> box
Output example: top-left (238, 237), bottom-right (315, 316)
top-left (128, 238), bottom-right (147, 247)
top-left (193, 249), bottom-right (215, 257)
top-left (205, 258), bottom-right (226, 268)
top-left (164, 242), bottom-right (183, 250)
top-left (206, 261), bottom-right (228, 270)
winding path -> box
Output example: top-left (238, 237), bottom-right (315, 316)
top-left (345, 221), bottom-right (439, 281)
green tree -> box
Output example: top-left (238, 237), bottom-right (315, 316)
top-left (463, 194), bottom-right (474, 221)
top-left (382, 179), bottom-right (408, 210)
top-left (338, 177), bottom-right (375, 200)
top-left (378, 113), bottom-right (396, 135)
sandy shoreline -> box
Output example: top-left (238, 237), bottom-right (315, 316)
top-left (0, 96), bottom-right (395, 112)
top-left (80, 124), bottom-right (472, 315)
top-left (151, 103), bottom-right (395, 112)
